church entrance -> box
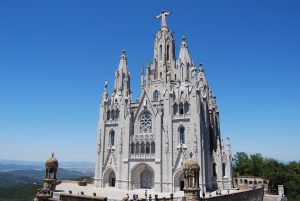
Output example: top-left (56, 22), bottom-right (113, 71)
top-left (180, 179), bottom-right (184, 190)
top-left (103, 168), bottom-right (116, 187)
top-left (131, 163), bottom-right (154, 189)
top-left (109, 171), bottom-right (116, 187)
top-left (174, 169), bottom-right (184, 192)
top-left (140, 170), bottom-right (153, 188)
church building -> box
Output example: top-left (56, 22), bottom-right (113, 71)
top-left (94, 12), bottom-right (232, 193)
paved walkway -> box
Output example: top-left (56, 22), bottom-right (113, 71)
top-left (56, 182), bottom-right (184, 200)
top-left (55, 181), bottom-right (238, 200)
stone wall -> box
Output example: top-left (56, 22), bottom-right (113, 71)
top-left (263, 194), bottom-right (281, 201)
top-left (59, 193), bottom-right (107, 201)
top-left (200, 187), bottom-right (264, 201)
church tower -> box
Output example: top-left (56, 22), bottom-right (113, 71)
top-left (152, 11), bottom-right (176, 83)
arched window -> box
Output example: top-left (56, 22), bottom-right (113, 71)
top-left (173, 103), bottom-right (178, 115)
top-left (146, 142), bottom-right (150, 154)
top-left (160, 72), bottom-right (162, 79)
top-left (213, 163), bottom-right (217, 176)
top-left (179, 127), bottom-right (185, 144)
top-left (115, 109), bottom-right (119, 119)
top-left (111, 110), bottom-right (115, 120)
top-left (179, 103), bottom-right (184, 115)
top-left (141, 142), bottom-right (145, 154)
top-left (175, 74), bottom-right (177, 80)
top-left (181, 66), bottom-right (183, 80)
top-left (159, 44), bottom-right (162, 60)
top-left (110, 130), bottom-right (115, 146)
top-left (166, 44), bottom-right (170, 61)
top-left (151, 142), bottom-right (155, 154)
top-left (222, 163), bottom-right (226, 177)
top-left (136, 143), bottom-right (140, 155)
top-left (131, 143), bottom-right (134, 154)
top-left (139, 111), bottom-right (152, 134)
top-left (184, 102), bottom-right (189, 114)
top-left (107, 110), bottom-right (110, 120)
top-left (153, 90), bottom-right (159, 101)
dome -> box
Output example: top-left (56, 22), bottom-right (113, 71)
top-left (183, 152), bottom-right (200, 170)
top-left (46, 153), bottom-right (58, 164)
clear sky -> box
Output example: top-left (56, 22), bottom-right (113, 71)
top-left (0, 0), bottom-right (299, 162)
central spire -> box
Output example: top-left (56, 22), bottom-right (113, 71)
top-left (155, 11), bottom-right (171, 29)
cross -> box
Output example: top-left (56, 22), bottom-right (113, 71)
top-left (155, 11), bottom-right (171, 28)
top-left (189, 152), bottom-right (193, 158)
top-left (51, 152), bottom-right (55, 157)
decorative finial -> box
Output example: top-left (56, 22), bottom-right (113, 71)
top-left (182, 36), bottom-right (186, 41)
top-left (199, 64), bottom-right (204, 72)
top-left (104, 80), bottom-right (108, 91)
top-left (120, 49), bottom-right (126, 59)
top-left (51, 152), bottom-right (55, 157)
top-left (155, 11), bottom-right (172, 28)
top-left (146, 58), bottom-right (151, 68)
top-left (189, 152), bottom-right (193, 158)
top-left (141, 66), bottom-right (144, 74)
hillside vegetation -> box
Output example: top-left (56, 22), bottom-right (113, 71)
top-left (0, 167), bottom-right (93, 200)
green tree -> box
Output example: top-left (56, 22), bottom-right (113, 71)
top-left (248, 153), bottom-right (264, 177)
top-left (232, 152), bottom-right (250, 176)
top-left (233, 152), bottom-right (300, 200)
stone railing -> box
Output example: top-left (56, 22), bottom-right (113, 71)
top-left (60, 193), bottom-right (107, 201)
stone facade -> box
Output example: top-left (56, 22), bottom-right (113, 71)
top-left (94, 11), bottom-right (233, 193)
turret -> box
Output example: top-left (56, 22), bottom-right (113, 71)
top-left (34, 153), bottom-right (58, 201)
top-left (177, 36), bottom-right (193, 82)
top-left (113, 50), bottom-right (131, 97)
top-left (151, 11), bottom-right (176, 83)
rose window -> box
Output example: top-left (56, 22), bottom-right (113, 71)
top-left (139, 111), bottom-right (152, 133)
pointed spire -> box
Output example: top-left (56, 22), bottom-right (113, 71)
top-left (140, 65), bottom-right (145, 92)
top-left (178, 36), bottom-right (192, 82)
top-left (178, 36), bottom-right (191, 63)
top-left (198, 64), bottom-right (207, 82)
top-left (103, 79), bottom-right (109, 102)
top-left (113, 50), bottom-right (131, 96)
top-left (104, 80), bottom-right (108, 92)
top-left (118, 49), bottom-right (129, 76)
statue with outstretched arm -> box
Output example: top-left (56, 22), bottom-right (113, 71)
top-left (156, 11), bottom-right (171, 28)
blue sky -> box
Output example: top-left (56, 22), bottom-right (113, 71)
top-left (0, 0), bottom-right (299, 162)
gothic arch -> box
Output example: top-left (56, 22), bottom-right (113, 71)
top-left (184, 102), bottom-right (189, 114)
top-left (222, 163), bottom-right (226, 177)
top-left (179, 102), bottom-right (184, 114)
top-left (173, 168), bottom-right (184, 192)
top-left (107, 110), bottom-right (110, 120)
top-left (153, 90), bottom-right (159, 101)
top-left (130, 163), bottom-right (154, 189)
top-left (103, 167), bottom-right (117, 187)
top-left (159, 44), bottom-right (162, 60)
top-left (173, 103), bottom-right (178, 115)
